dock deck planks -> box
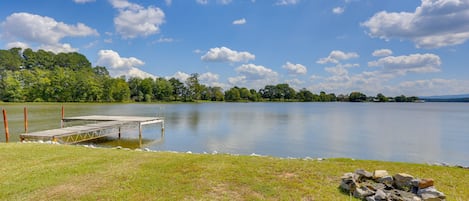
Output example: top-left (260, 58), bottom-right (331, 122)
top-left (20, 115), bottom-right (164, 145)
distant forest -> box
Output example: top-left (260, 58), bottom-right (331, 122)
top-left (0, 48), bottom-right (420, 103)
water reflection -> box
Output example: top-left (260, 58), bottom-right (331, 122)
top-left (1, 102), bottom-right (468, 166)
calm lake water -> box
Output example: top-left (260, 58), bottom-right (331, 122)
top-left (1, 102), bottom-right (468, 166)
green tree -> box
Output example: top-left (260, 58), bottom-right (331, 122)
top-left (349, 92), bottom-right (367, 102)
top-left (0, 71), bottom-right (24, 101)
top-left (169, 78), bottom-right (185, 101)
top-left (153, 77), bottom-right (173, 101)
top-left (225, 87), bottom-right (241, 102)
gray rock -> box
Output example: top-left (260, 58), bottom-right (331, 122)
top-left (366, 195), bottom-right (376, 201)
top-left (353, 186), bottom-right (374, 199)
top-left (373, 170), bottom-right (389, 179)
top-left (377, 175), bottom-right (394, 185)
top-left (374, 189), bottom-right (387, 200)
top-left (355, 169), bottom-right (373, 179)
top-left (394, 173), bottom-right (415, 190)
top-left (418, 186), bottom-right (446, 201)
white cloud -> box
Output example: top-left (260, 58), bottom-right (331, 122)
top-left (201, 46), bottom-right (255, 63)
top-left (333, 7), bottom-right (345, 14)
top-left (275, 0), bottom-right (300, 6)
top-left (200, 72), bottom-right (219, 82)
top-left (200, 72), bottom-right (227, 87)
top-left (233, 18), bottom-right (246, 25)
top-left (228, 76), bottom-right (247, 86)
top-left (110, 0), bottom-right (165, 39)
top-left (73, 0), bottom-right (95, 3)
top-left (282, 62), bottom-right (307, 75)
top-left (96, 49), bottom-right (155, 78)
top-left (217, 0), bottom-right (232, 4)
top-left (362, 0), bottom-right (469, 48)
top-left (169, 71), bottom-right (191, 81)
top-left (316, 50), bottom-right (359, 64)
top-left (196, 0), bottom-right (209, 5)
top-left (6, 42), bottom-right (29, 50)
top-left (230, 64), bottom-right (279, 89)
top-left (39, 43), bottom-right (78, 53)
top-left (193, 49), bottom-right (203, 54)
top-left (368, 53), bottom-right (441, 74)
top-left (0, 12), bottom-right (98, 52)
top-left (154, 37), bottom-right (174, 43)
top-left (165, 0), bottom-right (172, 6)
top-left (394, 79), bottom-right (469, 96)
top-left (372, 49), bottom-right (393, 57)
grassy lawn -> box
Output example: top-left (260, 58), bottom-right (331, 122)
top-left (0, 143), bottom-right (468, 200)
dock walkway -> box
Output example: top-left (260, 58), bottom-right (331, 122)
top-left (20, 115), bottom-right (164, 146)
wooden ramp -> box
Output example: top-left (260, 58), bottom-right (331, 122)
top-left (20, 115), bottom-right (164, 146)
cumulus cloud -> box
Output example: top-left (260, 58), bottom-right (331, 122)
top-left (368, 53), bottom-right (441, 74)
top-left (333, 7), bottom-right (345, 14)
top-left (74, 0), bottom-right (95, 3)
top-left (6, 42), bottom-right (29, 50)
top-left (282, 62), bottom-right (307, 75)
top-left (233, 18), bottom-right (246, 25)
top-left (362, 0), bottom-right (469, 48)
top-left (395, 79), bottom-right (469, 96)
top-left (110, 0), bottom-right (165, 39)
top-left (96, 49), bottom-right (155, 78)
top-left (372, 49), bottom-right (393, 57)
top-left (169, 71), bottom-right (191, 81)
top-left (275, 0), bottom-right (300, 6)
top-left (199, 72), bottom-right (227, 87)
top-left (0, 12), bottom-right (98, 52)
top-left (201, 46), bottom-right (255, 63)
top-left (196, 0), bottom-right (209, 5)
top-left (316, 50), bottom-right (359, 64)
top-left (229, 64), bottom-right (278, 88)
top-left (217, 0), bottom-right (232, 4)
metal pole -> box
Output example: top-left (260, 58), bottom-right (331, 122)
top-left (2, 108), bottom-right (10, 143)
top-left (24, 107), bottom-right (28, 133)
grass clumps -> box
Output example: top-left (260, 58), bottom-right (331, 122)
top-left (0, 143), bottom-right (468, 200)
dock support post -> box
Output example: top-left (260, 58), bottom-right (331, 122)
top-left (2, 108), bottom-right (10, 143)
top-left (24, 107), bottom-right (28, 133)
top-left (61, 105), bottom-right (64, 128)
top-left (118, 127), bottom-right (121, 139)
top-left (138, 123), bottom-right (142, 148)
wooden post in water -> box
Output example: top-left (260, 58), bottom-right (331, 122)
top-left (61, 105), bottom-right (64, 128)
top-left (24, 107), bottom-right (28, 133)
top-left (138, 123), bottom-right (142, 148)
top-left (2, 108), bottom-right (10, 143)
top-left (118, 127), bottom-right (121, 139)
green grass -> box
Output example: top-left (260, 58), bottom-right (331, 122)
top-left (1, 143), bottom-right (468, 201)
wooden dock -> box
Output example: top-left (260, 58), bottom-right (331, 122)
top-left (20, 115), bottom-right (164, 146)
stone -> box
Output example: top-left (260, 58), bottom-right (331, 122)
top-left (419, 178), bottom-right (434, 189)
top-left (373, 170), bottom-right (389, 179)
top-left (377, 175), bottom-right (394, 185)
top-left (418, 186), bottom-right (446, 201)
top-left (355, 169), bottom-right (373, 179)
top-left (365, 196), bottom-right (376, 201)
top-left (353, 186), bottom-right (374, 199)
top-left (340, 173), bottom-right (358, 192)
top-left (374, 189), bottom-right (387, 200)
top-left (394, 173), bottom-right (415, 190)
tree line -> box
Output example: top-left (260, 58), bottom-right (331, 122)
top-left (0, 48), bottom-right (418, 103)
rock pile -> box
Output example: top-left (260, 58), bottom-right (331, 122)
top-left (340, 169), bottom-right (446, 201)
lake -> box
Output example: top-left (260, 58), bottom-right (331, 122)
top-left (1, 102), bottom-right (468, 166)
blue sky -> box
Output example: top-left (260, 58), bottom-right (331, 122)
top-left (1, 0), bottom-right (469, 96)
